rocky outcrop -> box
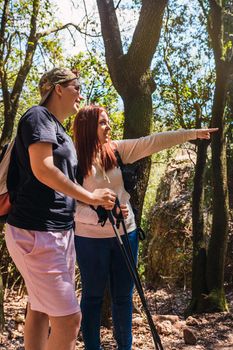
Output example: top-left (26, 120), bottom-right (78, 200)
top-left (145, 148), bottom-right (233, 288)
top-left (146, 150), bottom-right (195, 288)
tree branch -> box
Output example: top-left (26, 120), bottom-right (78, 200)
top-left (1, 66), bottom-right (10, 114)
top-left (0, 0), bottom-right (9, 51)
top-left (115, 0), bottom-right (122, 10)
top-left (10, 0), bottom-right (40, 112)
top-left (96, 0), bottom-right (123, 90)
top-left (82, 0), bottom-right (89, 50)
top-left (208, 0), bottom-right (224, 62)
top-left (162, 46), bottom-right (186, 129)
top-left (0, 0), bottom-right (11, 113)
top-left (37, 22), bottom-right (101, 39)
top-left (126, 0), bottom-right (168, 76)
top-left (97, 0), bottom-right (123, 58)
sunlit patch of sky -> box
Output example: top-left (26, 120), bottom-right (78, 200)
top-left (50, 0), bottom-right (98, 54)
top-left (51, 0), bottom-right (139, 55)
top-left (55, 0), bottom-right (97, 22)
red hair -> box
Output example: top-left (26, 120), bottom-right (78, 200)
top-left (73, 105), bottom-right (117, 178)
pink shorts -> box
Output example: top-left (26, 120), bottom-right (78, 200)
top-left (5, 224), bottom-right (80, 317)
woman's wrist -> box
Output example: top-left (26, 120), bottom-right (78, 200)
top-left (74, 184), bottom-right (93, 204)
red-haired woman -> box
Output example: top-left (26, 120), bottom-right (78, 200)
top-left (73, 105), bottom-right (218, 350)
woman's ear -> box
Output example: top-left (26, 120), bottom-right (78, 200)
top-left (54, 84), bottom-right (63, 97)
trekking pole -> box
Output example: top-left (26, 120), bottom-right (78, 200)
top-left (107, 209), bottom-right (164, 350)
top-left (114, 198), bottom-right (144, 291)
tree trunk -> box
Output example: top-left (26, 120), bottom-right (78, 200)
top-left (123, 90), bottom-right (153, 222)
top-left (186, 0), bottom-right (231, 314)
top-left (205, 65), bottom-right (229, 312)
top-left (186, 140), bottom-right (209, 315)
top-left (188, 64), bottom-right (229, 314)
top-left (0, 109), bottom-right (16, 148)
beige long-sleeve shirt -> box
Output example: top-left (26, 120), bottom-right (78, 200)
top-left (74, 129), bottom-right (197, 238)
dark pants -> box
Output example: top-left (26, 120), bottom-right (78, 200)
top-left (75, 230), bottom-right (138, 350)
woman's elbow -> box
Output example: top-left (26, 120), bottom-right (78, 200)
top-left (31, 166), bottom-right (51, 185)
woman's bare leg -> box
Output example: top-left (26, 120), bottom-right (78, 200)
top-left (46, 312), bottom-right (81, 350)
top-left (24, 303), bottom-right (49, 350)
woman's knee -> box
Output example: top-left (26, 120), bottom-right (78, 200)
top-left (63, 312), bottom-right (82, 336)
top-left (26, 304), bottom-right (49, 323)
top-left (50, 311), bottom-right (82, 337)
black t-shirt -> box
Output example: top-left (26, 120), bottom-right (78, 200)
top-left (7, 106), bottom-right (78, 231)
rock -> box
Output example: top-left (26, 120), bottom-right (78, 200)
top-left (17, 323), bottom-right (24, 332)
top-left (186, 316), bottom-right (199, 326)
top-left (157, 320), bottom-right (173, 335)
top-left (173, 320), bottom-right (186, 330)
top-left (133, 316), bottom-right (144, 325)
top-left (15, 314), bottom-right (24, 324)
top-left (183, 327), bottom-right (197, 345)
top-left (153, 314), bottom-right (180, 324)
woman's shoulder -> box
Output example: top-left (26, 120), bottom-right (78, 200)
top-left (109, 139), bottom-right (130, 148)
top-left (25, 105), bottom-right (49, 115)
top-left (19, 106), bottom-right (55, 126)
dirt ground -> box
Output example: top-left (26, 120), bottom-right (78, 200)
top-left (0, 287), bottom-right (233, 350)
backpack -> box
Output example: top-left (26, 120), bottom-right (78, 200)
top-left (114, 150), bottom-right (139, 195)
top-left (0, 139), bottom-right (17, 223)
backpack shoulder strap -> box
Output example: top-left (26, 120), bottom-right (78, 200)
top-left (114, 149), bottom-right (124, 169)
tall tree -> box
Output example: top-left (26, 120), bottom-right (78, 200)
top-left (0, 0), bottom-right (84, 148)
top-left (96, 0), bottom-right (168, 222)
top-left (189, 0), bottom-right (233, 313)
top-left (145, 2), bottom-right (215, 292)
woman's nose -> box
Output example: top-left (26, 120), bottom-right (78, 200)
top-left (78, 93), bottom-right (84, 101)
